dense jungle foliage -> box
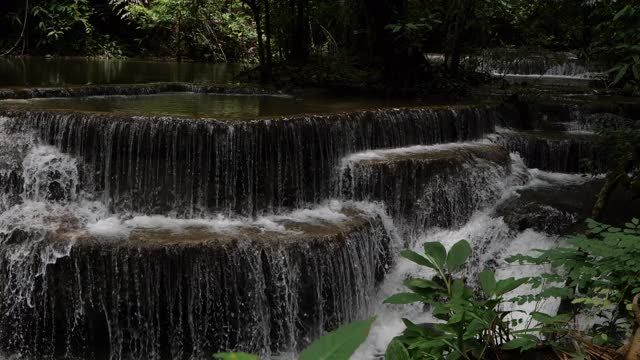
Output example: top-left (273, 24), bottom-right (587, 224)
top-left (1, 0), bottom-right (639, 88)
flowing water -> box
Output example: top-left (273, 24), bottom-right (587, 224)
top-left (0, 59), bottom-right (629, 359)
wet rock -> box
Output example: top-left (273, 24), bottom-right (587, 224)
top-left (494, 176), bottom-right (640, 235)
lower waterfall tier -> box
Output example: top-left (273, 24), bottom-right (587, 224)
top-left (0, 201), bottom-right (397, 359)
top-left (337, 142), bottom-right (512, 234)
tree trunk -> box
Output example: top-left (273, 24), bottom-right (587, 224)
top-left (444, 0), bottom-right (475, 77)
top-left (263, 0), bottom-right (273, 81)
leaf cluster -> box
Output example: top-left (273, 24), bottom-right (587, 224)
top-left (384, 240), bottom-right (543, 359)
top-left (508, 218), bottom-right (640, 345)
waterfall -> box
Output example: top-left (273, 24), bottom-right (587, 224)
top-left (352, 160), bottom-right (590, 359)
top-left (336, 142), bottom-right (512, 236)
top-left (478, 53), bottom-right (606, 80)
top-left (1, 107), bottom-right (496, 217)
top-left (0, 200), bottom-right (397, 359)
top-left (488, 128), bottom-right (606, 173)
top-left (0, 95), bottom-right (619, 359)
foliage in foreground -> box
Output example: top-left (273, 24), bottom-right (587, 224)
top-left (509, 218), bottom-right (640, 356)
top-left (213, 316), bottom-right (375, 360)
top-left (216, 218), bottom-right (640, 359)
top-left (383, 240), bottom-right (566, 359)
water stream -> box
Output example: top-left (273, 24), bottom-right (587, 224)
top-left (0, 58), bottom-right (630, 359)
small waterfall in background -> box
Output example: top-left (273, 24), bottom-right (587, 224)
top-left (0, 88), bottom-right (632, 359)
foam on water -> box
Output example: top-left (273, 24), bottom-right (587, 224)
top-left (339, 141), bottom-right (489, 165)
top-left (352, 158), bottom-right (584, 359)
top-left (86, 200), bottom-right (394, 241)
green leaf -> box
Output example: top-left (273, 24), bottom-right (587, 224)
top-left (452, 279), bottom-right (465, 299)
top-left (400, 250), bottom-right (435, 269)
top-left (479, 271), bottom-right (497, 296)
top-left (612, 64), bottom-right (629, 84)
top-left (385, 339), bottom-right (410, 360)
top-left (424, 242), bottom-right (447, 269)
top-left (495, 278), bottom-right (527, 296)
top-left (298, 317), bottom-right (376, 360)
top-left (614, 5), bottom-right (631, 21)
top-left (384, 293), bottom-right (424, 305)
top-left (446, 240), bottom-right (472, 273)
top-left (531, 312), bottom-right (554, 325)
top-left (213, 353), bottom-right (259, 360)
top-left (405, 278), bottom-right (442, 290)
top-left (502, 336), bottom-right (538, 351)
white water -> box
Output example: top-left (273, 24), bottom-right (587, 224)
top-left (339, 141), bottom-right (491, 164)
top-left (352, 156), bottom-right (589, 359)
top-left (87, 199), bottom-right (397, 240)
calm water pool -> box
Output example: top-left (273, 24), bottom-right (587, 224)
top-left (0, 92), bottom-right (441, 118)
top-left (0, 57), bottom-right (240, 87)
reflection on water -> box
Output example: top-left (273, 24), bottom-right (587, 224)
top-left (0, 57), bottom-right (241, 87)
top-left (0, 92), bottom-right (438, 118)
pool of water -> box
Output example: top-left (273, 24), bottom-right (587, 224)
top-left (0, 92), bottom-right (443, 118)
top-left (0, 57), bottom-right (241, 87)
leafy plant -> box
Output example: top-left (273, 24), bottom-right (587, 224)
top-left (508, 218), bottom-right (640, 348)
top-left (30, 0), bottom-right (94, 50)
top-left (213, 316), bottom-right (376, 360)
top-left (591, 3), bottom-right (640, 92)
top-left (384, 240), bottom-right (547, 359)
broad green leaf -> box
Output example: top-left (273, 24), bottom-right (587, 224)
top-left (405, 278), bottom-right (442, 290)
top-left (384, 293), bottom-right (424, 304)
top-left (531, 312), bottom-right (554, 325)
top-left (446, 240), bottom-right (472, 273)
top-left (213, 353), bottom-right (259, 360)
top-left (479, 271), bottom-right (496, 296)
top-left (298, 317), bottom-right (376, 360)
top-left (451, 279), bottom-right (465, 299)
top-left (495, 278), bottom-right (527, 296)
top-left (385, 339), bottom-right (410, 360)
top-left (423, 242), bottom-right (446, 269)
top-left (400, 250), bottom-right (435, 269)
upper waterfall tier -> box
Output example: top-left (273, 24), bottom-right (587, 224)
top-left (1, 106), bottom-right (498, 216)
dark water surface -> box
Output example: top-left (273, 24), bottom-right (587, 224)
top-left (0, 57), bottom-right (241, 87)
top-left (0, 92), bottom-right (452, 118)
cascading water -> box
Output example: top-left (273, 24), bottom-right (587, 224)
top-left (336, 142), bottom-right (512, 236)
top-left (0, 107), bottom-right (496, 216)
top-left (352, 156), bottom-right (592, 359)
top-left (488, 128), bottom-right (606, 173)
top-left (0, 93), bottom-right (617, 360)
top-left (0, 200), bottom-right (397, 360)
top-left (478, 53), bottom-right (606, 80)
